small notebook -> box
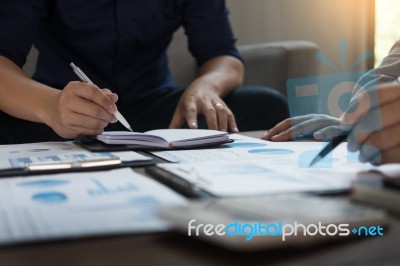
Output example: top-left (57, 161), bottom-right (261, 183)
top-left (96, 129), bottom-right (230, 149)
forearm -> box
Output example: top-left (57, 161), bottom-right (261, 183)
top-left (374, 40), bottom-right (400, 80)
top-left (0, 55), bottom-right (58, 124)
top-left (352, 40), bottom-right (400, 99)
top-left (195, 55), bottom-right (244, 97)
top-left (0, 55), bottom-right (119, 138)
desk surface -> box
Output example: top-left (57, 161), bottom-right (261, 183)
top-left (0, 131), bottom-right (399, 266)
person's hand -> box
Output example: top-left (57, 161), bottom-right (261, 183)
top-left (46, 81), bottom-right (119, 138)
top-left (262, 114), bottom-right (341, 141)
top-left (169, 79), bottom-right (239, 132)
top-left (341, 83), bottom-right (400, 165)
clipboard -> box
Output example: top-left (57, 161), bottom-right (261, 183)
top-left (76, 135), bottom-right (234, 152)
top-left (145, 165), bottom-right (214, 199)
top-left (0, 156), bottom-right (158, 178)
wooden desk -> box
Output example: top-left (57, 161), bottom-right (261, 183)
top-left (0, 132), bottom-right (399, 266)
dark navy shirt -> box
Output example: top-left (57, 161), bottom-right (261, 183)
top-left (0, 0), bottom-right (240, 107)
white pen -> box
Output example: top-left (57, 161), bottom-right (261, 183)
top-left (69, 62), bottom-right (133, 132)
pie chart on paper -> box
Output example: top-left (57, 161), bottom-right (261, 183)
top-left (224, 142), bottom-right (267, 148)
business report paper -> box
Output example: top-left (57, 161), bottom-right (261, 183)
top-left (154, 134), bottom-right (368, 196)
top-left (0, 168), bottom-right (186, 245)
top-left (0, 141), bottom-right (151, 169)
top-left (152, 134), bottom-right (362, 166)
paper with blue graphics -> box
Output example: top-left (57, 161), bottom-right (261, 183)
top-left (154, 134), bottom-right (371, 197)
top-left (0, 141), bottom-right (151, 169)
top-left (151, 134), bottom-right (291, 163)
top-left (0, 168), bottom-right (186, 245)
top-left (152, 134), bottom-right (361, 166)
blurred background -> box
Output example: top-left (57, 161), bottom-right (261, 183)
top-left (227, 0), bottom-right (400, 72)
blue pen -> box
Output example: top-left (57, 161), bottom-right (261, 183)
top-left (309, 132), bottom-right (348, 166)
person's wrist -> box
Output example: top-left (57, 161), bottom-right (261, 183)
top-left (38, 89), bottom-right (60, 127)
top-left (191, 77), bottom-right (224, 97)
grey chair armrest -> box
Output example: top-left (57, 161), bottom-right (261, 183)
top-left (23, 46), bottom-right (39, 77)
top-left (239, 41), bottom-right (320, 96)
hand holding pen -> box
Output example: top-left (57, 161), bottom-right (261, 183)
top-left (339, 82), bottom-right (400, 165)
top-left (44, 63), bottom-right (130, 139)
top-left (311, 81), bottom-right (400, 166)
top-left (70, 63), bottom-right (132, 131)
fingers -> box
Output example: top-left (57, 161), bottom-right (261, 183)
top-left (373, 145), bottom-right (400, 165)
top-left (262, 119), bottom-right (292, 140)
top-left (359, 144), bottom-right (381, 164)
top-left (375, 83), bottom-right (400, 106)
top-left (263, 115), bottom-right (340, 141)
top-left (102, 88), bottom-right (118, 103)
top-left (354, 123), bottom-right (400, 164)
top-left (262, 114), bottom-right (322, 140)
top-left (169, 91), bottom-right (238, 132)
top-left (53, 82), bottom-right (120, 138)
top-left (313, 126), bottom-right (342, 141)
top-left (289, 118), bottom-right (337, 139)
top-left (61, 83), bottom-right (116, 123)
top-left (169, 109), bottom-right (187, 129)
top-left (67, 95), bottom-right (116, 123)
top-left (345, 85), bottom-right (400, 165)
top-left (50, 109), bottom-right (110, 139)
top-left (62, 112), bottom-right (110, 131)
top-left (68, 82), bottom-right (117, 113)
top-left (203, 103), bottom-right (218, 130)
top-left (353, 99), bottom-right (400, 144)
top-left (341, 84), bottom-right (400, 127)
top-left (209, 101), bottom-right (238, 132)
top-left (203, 101), bottom-right (238, 132)
top-left (169, 101), bottom-right (198, 129)
top-left (214, 102), bottom-right (227, 131)
top-left (341, 89), bottom-right (373, 128)
top-left (227, 111), bottom-right (239, 133)
top-left (347, 93), bottom-right (400, 154)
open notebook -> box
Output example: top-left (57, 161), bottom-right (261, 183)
top-left (96, 129), bottom-right (230, 149)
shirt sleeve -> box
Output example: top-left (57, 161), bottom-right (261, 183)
top-left (0, 0), bottom-right (48, 67)
top-left (352, 40), bottom-right (400, 99)
top-left (181, 0), bottom-right (242, 67)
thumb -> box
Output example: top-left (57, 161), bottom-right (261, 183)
top-left (313, 126), bottom-right (343, 141)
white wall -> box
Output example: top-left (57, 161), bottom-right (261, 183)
top-left (226, 0), bottom-right (375, 73)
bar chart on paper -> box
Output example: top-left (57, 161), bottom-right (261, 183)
top-left (0, 168), bottom-right (186, 246)
top-left (87, 179), bottom-right (138, 196)
top-left (0, 141), bottom-right (151, 170)
top-left (9, 152), bottom-right (117, 167)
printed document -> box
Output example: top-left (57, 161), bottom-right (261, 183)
top-left (0, 141), bottom-right (151, 169)
top-left (0, 168), bottom-right (186, 245)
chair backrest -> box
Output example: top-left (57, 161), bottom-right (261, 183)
top-left (23, 46), bottom-right (39, 77)
top-left (166, 28), bottom-right (197, 87)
